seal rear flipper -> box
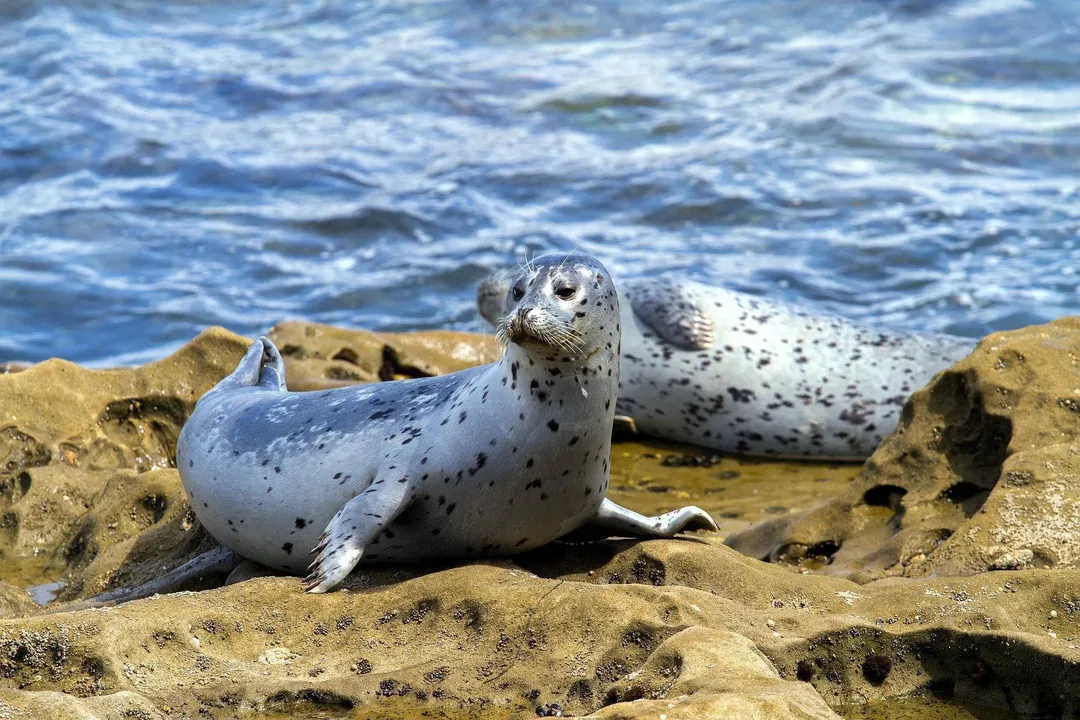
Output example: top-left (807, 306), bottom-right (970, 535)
top-left (625, 278), bottom-right (714, 351)
top-left (303, 478), bottom-right (419, 594)
top-left (220, 337), bottom-right (267, 389)
top-left (587, 498), bottom-right (718, 538)
top-left (44, 545), bottom-right (242, 614)
top-left (256, 336), bottom-right (287, 391)
top-left (207, 336), bottom-right (287, 397)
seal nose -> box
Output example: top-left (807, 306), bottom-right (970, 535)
top-left (507, 306), bottom-right (535, 342)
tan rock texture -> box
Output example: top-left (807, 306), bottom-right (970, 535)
top-left (728, 317), bottom-right (1080, 583)
top-left (2, 322), bottom-right (1079, 719)
top-left (268, 320), bottom-right (501, 390)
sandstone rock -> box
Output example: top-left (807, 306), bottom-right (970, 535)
top-left (0, 689), bottom-right (166, 719)
top-left (728, 318), bottom-right (1080, 582)
top-left (266, 320), bottom-right (501, 390)
top-left (3, 540), bottom-right (1080, 718)
top-left (0, 584), bottom-right (34, 621)
top-left (0, 324), bottom-right (502, 603)
top-left (3, 323), bottom-right (1079, 719)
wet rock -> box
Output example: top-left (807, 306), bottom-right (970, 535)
top-left (661, 453), bottom-right (724, 468)
top-left (727, 318), bottom-right (1080, 580)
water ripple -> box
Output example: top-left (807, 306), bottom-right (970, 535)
top-left (1, 0), bottom-right (1079, 364)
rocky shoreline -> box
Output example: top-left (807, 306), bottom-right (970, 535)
top-left (1, 320), bottom-right (1079, 719)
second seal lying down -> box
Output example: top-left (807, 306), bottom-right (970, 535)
top-left (175, 252), bottom-right (716, 594)
top-left (478, 271), bottom-right (974, 459)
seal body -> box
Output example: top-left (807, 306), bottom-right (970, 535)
top-left (479, 275), bottom-right (973, 459)
top-left (178, 252), bottom-right (716, 593)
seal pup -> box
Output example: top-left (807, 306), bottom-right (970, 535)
top-left (478, 272), bottom-right (974, 460)
top-left (176, 252), bottom-right (716, 594)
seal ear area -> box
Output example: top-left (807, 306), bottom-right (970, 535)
top-left (624, 278), bottom-right (714, 351)
top-left (302, 477), bottom-right (419, 593)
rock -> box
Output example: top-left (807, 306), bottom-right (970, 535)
top-left (0, 324), bottom-right (504, 603)
top-left (989, 549), bottom-right (1035, 571)
top-left (258, 648), bottom-right (299, 665)
top-left (266, 320), bottom-right (501, 390)
top-left (0, 584), bottom-right (35, 620)
top-left (4, 322), bottom-right (1080, 718)
top-left (0, 362), bottom-right (30, 375)
top-left (2, 539), bottom-right (1080, 718)
top-left (0, 689), bottom-right (166, 719)
top-left (0, 327), bottom-right (250, 604)
top-left (727, 317), bottom-right (1080, 580)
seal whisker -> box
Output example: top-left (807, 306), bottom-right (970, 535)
top-left (494, 317), bottom-right (510, 348)
top-left (557, 245), bottom-right (582, 274)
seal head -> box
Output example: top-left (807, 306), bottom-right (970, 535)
top-left (476, 271), bottom-right (512, 327)
top-left (501, 252), bottom-right (615, 358)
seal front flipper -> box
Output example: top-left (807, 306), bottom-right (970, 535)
top-left (587, 498), bottom-right (718, 538)
top-left (625, 278), bottom-right (714, 351)
top-left (302, 478), bottom-right (419, 594)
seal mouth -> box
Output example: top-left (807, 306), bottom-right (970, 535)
top-left (502, 309), bottom-right (584, 354)
top-left (505, 312), bottom-right (541, 346)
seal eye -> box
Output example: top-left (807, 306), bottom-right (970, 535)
top-left (511, 286), bottom-right (525, 301)
top-left (555, 286), bottom-right (577, 301)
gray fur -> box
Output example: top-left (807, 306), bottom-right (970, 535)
top-left (176, 252), bottom-right (716, 594)
top-left (477, 272), bottom-right (974, 460)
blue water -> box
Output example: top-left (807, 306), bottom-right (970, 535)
top-left (1, 0), bottom-right (1079, 366)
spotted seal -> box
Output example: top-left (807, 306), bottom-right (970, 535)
top-left (478, 272), bottom-right (973, 460)
top-left (175, 252), bottom-right (716, 594)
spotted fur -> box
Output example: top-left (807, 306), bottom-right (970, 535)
top-left (477, 274), bottom-right (974, 460)
top-left (177, 252), bottom-right (716, 594)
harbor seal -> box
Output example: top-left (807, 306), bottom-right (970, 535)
top-left (478, 272), bottom-right (974, 460)
top-left (176, 252), bottom-right (716, 594)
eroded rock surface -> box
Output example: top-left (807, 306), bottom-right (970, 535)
top-left (2, 323), bottom-right (1079, 719)
top-left (3, 539), bottom-right (1080, 718)
top-left (267, 321), bottom-right (501, 390)
top-left (728, 317), bottom-right (1080, 583)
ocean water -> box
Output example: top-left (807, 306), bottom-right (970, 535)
top-left (1, 0), bottom-right (1078, 366)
